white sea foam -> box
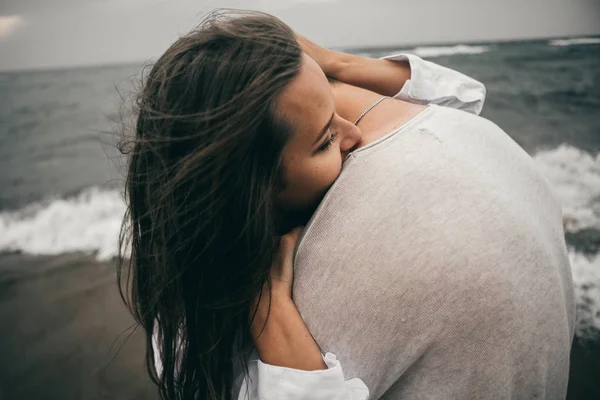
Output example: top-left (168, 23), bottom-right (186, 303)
top-left (408, 45), bottom-right (490, 58)
top-left (0, 187), bottom-right (126, 260)
top-left (532, 144), bottom-right (600, 232)
top-left (549, 38), bottom-right (600, 47)
top-left (569, 251), bottom-right (600, 334)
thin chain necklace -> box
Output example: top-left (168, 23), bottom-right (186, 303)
top-left (353, 96), bottom-right (390, 126)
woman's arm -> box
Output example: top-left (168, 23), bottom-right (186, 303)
top-left (243, 227), bottom-right (369, 400)
top-left (250, 227), bottom-right (326, 371)
top-left (152, 227), bottom-right (368, 399)
top-left (297, 33), bottom-right (487, 115)
top-left (297, 33), bottom-right (411, 97)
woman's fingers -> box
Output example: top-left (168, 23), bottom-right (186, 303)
top-left (271, 226), bottom-right (304, 295)
top-left (294, 32), bottom-right (335, 76)
top-left (249, 226), bottom-right (305, 330)
top-left (277, 226), bottom-right (303, 264)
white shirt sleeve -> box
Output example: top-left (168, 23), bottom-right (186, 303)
top-left (152, 324), bottom-right (164, 377)
top-left (237, 351), bottom-right (369, 400)
top-left (152, 328), bottom-right (369, 400)
top-left (380, 53), bottom-right (487, 115)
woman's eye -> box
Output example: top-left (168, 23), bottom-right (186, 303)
top-left (318, 131), bottom-right (337, 152)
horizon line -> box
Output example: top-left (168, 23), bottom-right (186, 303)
top-left (1, 33), bottom-right (597, 75)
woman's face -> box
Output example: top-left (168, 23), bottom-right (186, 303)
top-left (275, 53), bottom-right (362, 212)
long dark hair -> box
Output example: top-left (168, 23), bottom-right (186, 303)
top-left (117, 9), bottom-right (302, 400)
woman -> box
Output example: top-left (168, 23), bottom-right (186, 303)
top-left (118, 9), bottom-right (485, 400)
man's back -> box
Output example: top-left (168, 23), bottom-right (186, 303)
top-left (293, 105), bottom-right (575, 399)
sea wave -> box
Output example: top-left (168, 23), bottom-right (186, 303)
top-left (0, 187), bottom-right (125, 261)
top-left (532, 144), bottom-right (600, 232)
top-left (408, 45), bottom-right (490, 58)
top-left (569, 251), bottom-right (600, 335)
top-left (549, 38), bottom-right (600, 47)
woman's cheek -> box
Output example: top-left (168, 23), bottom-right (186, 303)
top-left (320, 158), bottom-right (342, 188)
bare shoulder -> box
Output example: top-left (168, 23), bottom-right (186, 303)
top-left (330, 80), bottom-right (426, 141)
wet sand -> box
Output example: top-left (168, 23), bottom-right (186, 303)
top-left (0, 251), bottom-right (598, 399)
top-left (0, 252), bottom-right (158, 400)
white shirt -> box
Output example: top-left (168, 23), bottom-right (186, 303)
top-left (153, 53), bottom-right (487, 400)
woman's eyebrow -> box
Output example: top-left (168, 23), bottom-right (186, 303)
top-left (313, 112), bottom-right (335, 146)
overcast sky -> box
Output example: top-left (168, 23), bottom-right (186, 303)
top-left (0, 0), bottom-right (599, 71)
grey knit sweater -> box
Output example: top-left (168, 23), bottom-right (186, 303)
top-left (293, 104), bottom-right (575, 399)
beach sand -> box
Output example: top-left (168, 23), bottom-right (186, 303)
top-left (0, 252), bottom-right (598, 399)
top-left (0, 252), bottom-right (158, 400)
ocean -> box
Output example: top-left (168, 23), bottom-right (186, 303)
top-left (1, 37), bottom-right (599, 339)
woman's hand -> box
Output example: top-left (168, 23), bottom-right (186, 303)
top-left (296, 31), bottom-right (411, 97)
top-left (295, 32), bottom-right (341, 78)
top-left (250, 226), bottom-right (303, 335)
top-left (250, 226), bottom-right (327, 371)
top-left (266, 226), bottom-right (303, 298)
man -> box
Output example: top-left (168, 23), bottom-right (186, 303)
top-left (292, 75), bottom-right (575, 398)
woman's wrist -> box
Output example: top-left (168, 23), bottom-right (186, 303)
top-left (296, 32), bottom-right (410, 95)
top-left (329, 52), bottom-right (411, 97)
top-left (322, 50), bottom-right (349, 79)
top-left (251, 296), bottom-right (327, 371)
top-left (295, 32), bottom-right (346, 80)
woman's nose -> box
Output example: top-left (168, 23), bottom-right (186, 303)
top-left (339, 120), bottom-right (362, 158)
